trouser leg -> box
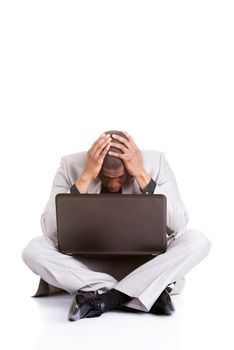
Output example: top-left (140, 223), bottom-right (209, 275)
top-left (113, 228), bottom-right (211, 312)
top-left (22, 236), bottom-right (118, 294)
top-left (22, 228), bottom-right (211, 313)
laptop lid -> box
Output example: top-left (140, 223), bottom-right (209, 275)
top-left (55, 193), bottom-right (167, 256)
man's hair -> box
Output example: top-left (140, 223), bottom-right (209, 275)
top-left (100, 130), bottom-right (128, 172)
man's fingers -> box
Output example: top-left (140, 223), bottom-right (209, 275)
top-left (108, 150), bottom-right (125, 159)
top-left (91, 134), bottom-right (111, 154)
top-left (109, 142), bottom-right (127, 152)
top-left (111, 133), bottom-right (132, 149)
top-left (120, 131), bottom-right (136, 148)
top-left (99, 142), bottom-right (111, 158)
top-left (91, 133), bottom-right (107, 148)
top-left (93, 137), bottom-right (111, 158)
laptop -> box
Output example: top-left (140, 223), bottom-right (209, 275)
top-left (55, 193), bottom-right (167, 256)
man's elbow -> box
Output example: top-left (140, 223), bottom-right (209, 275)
top-left (40, 213), bottom-right (47, 236)
top-left (167, 205), bottom-right (189, 233)
top-left (174, 210), bottom-right (189, 232)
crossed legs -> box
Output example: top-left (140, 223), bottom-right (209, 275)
top-left (22, 228), bottom-right (211, 312)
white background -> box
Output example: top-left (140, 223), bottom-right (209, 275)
top-left (0, 1), bottom-right (233, 349)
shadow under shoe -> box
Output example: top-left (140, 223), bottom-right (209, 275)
top-left (68, 290), bottom-right (105, 321)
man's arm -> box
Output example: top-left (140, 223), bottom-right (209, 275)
top-left (40, 157), bottom-right (72, 244)
top-left (70, 183), bottom-right (80, 194)
top-left (139, 177), bottom-right (156, 194)
top-left (70, 173), bottom-right (92, 194)
top-left (41, 134), bottom-right (112, 242)
top-left (41, 160), bottom-right (92, 242)
top-left (153, 152), bottom-right (189, 233)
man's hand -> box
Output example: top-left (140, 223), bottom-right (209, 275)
top-left (108, 131), bottom-right (151, 190)
top-left (83, 133), bottom-right (112, 180)
top-left (75, 133), bottom-right (112, 193)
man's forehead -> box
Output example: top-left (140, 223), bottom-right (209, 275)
top-left (101, 167), bottom-right (126, 177)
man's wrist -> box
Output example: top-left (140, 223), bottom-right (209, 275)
top-left (140, 178), bottom-right (156, 194)
top-left (75, 172), bottom-right (93, 193)
top-left (78, 172), bottom-right (93, 183)
top-left (135, 169), bottom-right (152, 191)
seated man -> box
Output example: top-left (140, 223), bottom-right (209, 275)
top-left (22, 130), bottom-right (211, 321)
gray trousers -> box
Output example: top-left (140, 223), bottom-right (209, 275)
top-left (22, 228), bottom-right (211, 312)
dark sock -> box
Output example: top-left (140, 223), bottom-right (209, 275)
top-left (99, 288), bottom-right (132, 312)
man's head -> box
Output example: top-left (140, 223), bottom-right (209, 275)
top-left (98, 130), bottom-right (133, 192)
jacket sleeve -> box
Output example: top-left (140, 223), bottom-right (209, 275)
top-left (140, 178), bottom-right (156, 194)
top-left (40, 157), bottom-right (71, 244)
top-left (70, 183), bottom-right (80, 193)
top-left (154, 152), bottom-right (189, 233)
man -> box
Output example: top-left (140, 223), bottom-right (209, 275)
top-left (22, 130), bottom-right (211, 321)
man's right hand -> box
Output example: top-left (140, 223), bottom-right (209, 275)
top-left (75, 133), bottom-right (112, 193)
top-left (83, 132), bottom-right (112, 180)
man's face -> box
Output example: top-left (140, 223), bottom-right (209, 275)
top-left (98, 166), bottom-right (132, 192)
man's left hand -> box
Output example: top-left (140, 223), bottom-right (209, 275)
top-left (108, 131), bottom-right (144, 177)
top-left (108, 131), bottom-right (151, 190)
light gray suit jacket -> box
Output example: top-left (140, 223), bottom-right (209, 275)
top-left (40, 149), bottom-right (189, 246)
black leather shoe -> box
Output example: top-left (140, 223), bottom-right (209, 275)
top-left (68, 290), bottom-right (105, 321)
top-left (149, 289), bottom-right (175, 316)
